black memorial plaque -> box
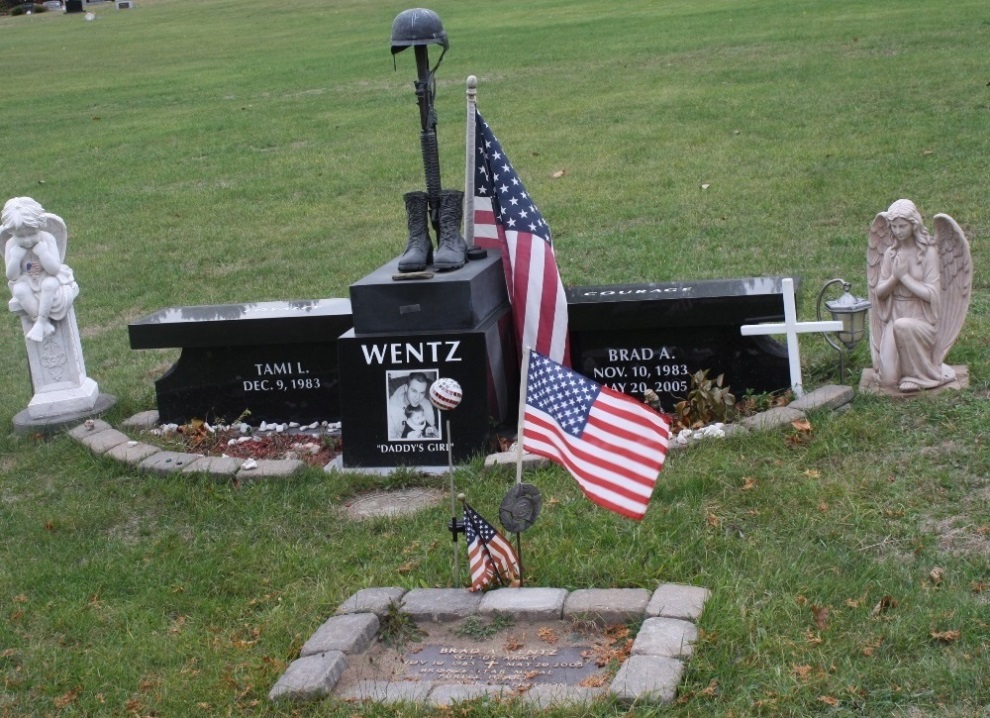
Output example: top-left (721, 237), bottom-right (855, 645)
top-left (567, 278), bottom-right (794, 409)
top-left (349, 253), bottom-right (508, 334)
top-left (129, 299), bottom-right (352, 425)
top-left (402, 644), bottom-right (599, 686)
top-left (337, 307), bottom-right (515, 468)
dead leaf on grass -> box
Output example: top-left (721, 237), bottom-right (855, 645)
top-left (871, 595), bottom-right (898, 617)
top-left (818, 502), bottom-right (830, 512)
top-left (792, 664), bottom-right (813, 681)
top-left (698, 678), bottom-right (719, 697)
top-left (792, 419), bottom-right (812, 432)
top-left (811, 604), bottom-right (830, 630)
top-left (503, 635), bottom-right (523, 651)
top-left (862, 636), bottom-right (883, 656)
top-left (818, 695), bottom-right (840, 706)
top-left (804, 629), bottom-right (823, 645)
top-left (930, 629), bottom-right (961, 643)
top-left (804, 469), bottom-right (821, 479)
top-left (970, 581), bottom-right (987, 594)
top-left (551, 169), bottom-right (567, 178)
top-left (537, 627), bottom-right (558, 644)
top-left (741, 477), bottom-right (758, 491)
top-left (53, 687), bottom-right (81, 709)
top-left (579, 673), bottom-right (608, 688)
top-left (929, 566), bottom-right (945, 585)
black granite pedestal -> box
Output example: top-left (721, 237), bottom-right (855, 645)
top-left (339, 253), bottom-right (515, 469)
top-left (567, 278), bottom-right (795, 409)
top-left (337, 309), bottom-right (515, 468)
top-left (129, 299), bottom-right (352, 425)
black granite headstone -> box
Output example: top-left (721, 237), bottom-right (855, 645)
top-left (65, 0), bottom-right (83, 11)
top-left (567, 278), bottom-right (794, 409)
top-left (129, 299), bottom-right (352, 425)
top-left (337, 307), bottom-right (515, 468)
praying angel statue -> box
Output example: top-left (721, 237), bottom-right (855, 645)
top-left (867, 199), bottom-right (972, 392)
top-left (2, 197), bottom-right (79, 342)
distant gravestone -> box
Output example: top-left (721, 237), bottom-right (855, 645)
top-left (65, 0), bottom-right (82, 11)
top-left (129, 299), bottom-right (352, 425)
top-left (566, 277), bottom-right (794, 409)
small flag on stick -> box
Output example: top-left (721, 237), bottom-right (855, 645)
top-left (464, 502), bottom-right (520, 592)
top-left (521, 350), bottom-right (671, 521)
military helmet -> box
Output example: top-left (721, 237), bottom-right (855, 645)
top-left (390, 8), bottom-right (449, 54)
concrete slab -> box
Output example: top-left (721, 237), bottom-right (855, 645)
top-left (631, 617), bottom-right (698, 658)
top-left (337, 680), bottom-right (433, 703)
top-left (401, 589), bottom-right (483, 622)
top-left (789, 384), bottom-right (853, 412)
top-left (181, 455), bottom-right (244, 476)
top-left (610, 654), bottom-right (683, 705)
top-left (138, 451), bottom-right (204, 475)
top-left (268, 652), bottom-right (347, 702)
top-left (68, 419), bottom-right (113, 440)
top-left (120, 410), bottom-right (160, 430)
top-left (739, 406), bottom-right (806, 432)
top-left (301, 613), bottom-right (379, 657)
top-left (483, 451), bottom-right (549, 469)
top-left (427, 683), bottom-right (508, 706)
top-left (77, 428), bottom-right (131, 455)
top-left (860, 366), bottom-right (969, 397)
top-left (478, 588), bottom-right (568, 621)
top-left (520, 683), bottom-right (606, 708)
top-left (647, 583), bottom-right (711, 622)
top-left (336, 587), bottom-right (408, 617)
top-left (236, 458), bottom-right (305, 479)
top-left (104, 441), bottom-right (160, 464)
top-left (563, 588), bottom-right (651, 626)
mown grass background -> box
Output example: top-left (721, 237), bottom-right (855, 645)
top-left (1, 0), bottom-right (988, 716)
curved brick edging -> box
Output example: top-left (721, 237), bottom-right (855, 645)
top-left (67, 416), bottom-right (305, 479)
top-left (269, 583), bottom-right (711, 707)
top-left (65, 384), bottom-right (852, 477)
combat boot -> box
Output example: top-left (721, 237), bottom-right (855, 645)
top-left (397, 191), bottom-right (433, 272)
top-left (433, 189), bottom-right (467, 271)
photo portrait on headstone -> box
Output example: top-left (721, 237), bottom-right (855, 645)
top-left (385, 369), bottom-right (440, 441)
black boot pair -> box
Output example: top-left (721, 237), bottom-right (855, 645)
top-left (397, 190), bottom-right (467, 272)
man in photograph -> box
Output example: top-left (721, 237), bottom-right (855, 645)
top-left (387, 371), bottom-right (439, 440)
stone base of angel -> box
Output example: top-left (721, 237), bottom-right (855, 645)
top-left (859, 366), bottom-right (968, 398)
top-left (10, 301), bottom-right (115, 434)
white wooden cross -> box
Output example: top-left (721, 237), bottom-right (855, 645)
top-left (740, 277), bottom-right (841, 397)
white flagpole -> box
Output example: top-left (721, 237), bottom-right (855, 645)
top-left (464, 75), bottom-right (477, 248)
top-left (514, 347), bottom-right (532, 486)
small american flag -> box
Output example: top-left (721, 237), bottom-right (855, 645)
top-left (464, 503), bottom-right (520, 592)
top-left (473, 111), bottom-right (570, 366)
top-left (522, 350), bottom-right (671, 521)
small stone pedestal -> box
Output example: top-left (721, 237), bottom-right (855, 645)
top-left (12, 304), bottom-right (115, 436)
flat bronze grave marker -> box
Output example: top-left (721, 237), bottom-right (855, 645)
top-left (402, 644), bottom-right (598, 685)
top-left (333, 620), bottom-right (615, 695)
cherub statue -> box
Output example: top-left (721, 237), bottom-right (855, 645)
top-left (2, 197), bottom-right (79, 342)
top-left (867, 199), bottom-right (971, 392)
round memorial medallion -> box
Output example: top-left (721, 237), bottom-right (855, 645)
top-left (429, 377), bottom-right (462, 411)
top-left (499, 483), bottom-right (543, 533)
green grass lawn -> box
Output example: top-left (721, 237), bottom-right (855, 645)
top-left (2, 0), bottom-right (988, 715)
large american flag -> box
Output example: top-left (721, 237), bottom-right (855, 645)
top-left (464, 503), bottom-right (520, 592)
top-left (473, 111), bottom-right (570, 366)
top-left (522, 350), bottom-right (671, 521)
